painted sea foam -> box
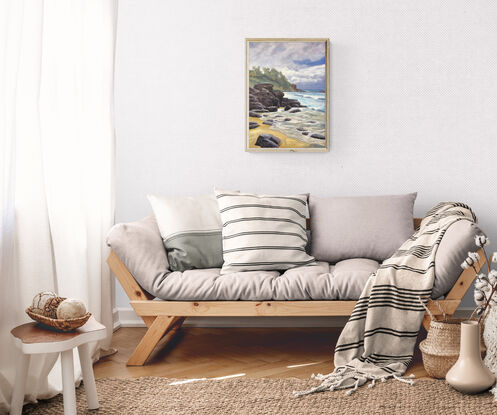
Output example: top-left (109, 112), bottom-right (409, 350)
top-left (284, 91), bottom-right (326, 113)
top-left (257, 91), bottom-right (326, 147)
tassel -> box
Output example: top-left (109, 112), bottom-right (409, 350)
top-left (345, 379), bottom-right (360, 396)
top-left (294, 366), bottom-right (417, 397)
top-left (393, 374), bottom-right (416, 385)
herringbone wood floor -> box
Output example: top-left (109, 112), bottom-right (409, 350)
top-left (93, 327), bottom-right (429, 379)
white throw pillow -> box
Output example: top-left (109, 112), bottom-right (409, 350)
top-left (215, 189), bottom-right (316, 274)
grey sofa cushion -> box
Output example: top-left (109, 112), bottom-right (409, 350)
top-left (309, 193), bottom-right (417, 263)
top-left (106, 215), bottom-right (170, 295)
top-left (433, 219), bottom-right (481, 298)
top-left (146, 259), bottom-right (379, 301)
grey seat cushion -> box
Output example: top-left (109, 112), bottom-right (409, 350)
top-left (106, 216), bottom-right (482, 301)
top-left (147, 259), bottom-right (379, 301)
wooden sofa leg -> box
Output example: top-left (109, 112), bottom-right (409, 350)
top-left (162, 317), bottom-right (186, 339)
top-left (127, 316), bottom-right (182, 366)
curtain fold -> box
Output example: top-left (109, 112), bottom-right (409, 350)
top-left (0, 1), bottom-right (116, 413)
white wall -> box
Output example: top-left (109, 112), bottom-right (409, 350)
top-left (114, 0), bottom-right (497, 316)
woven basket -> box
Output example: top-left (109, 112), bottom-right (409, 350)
top-left (26, 307), bottom-right (91, 332)
top-left (420, 318), bottom-right (485, 379)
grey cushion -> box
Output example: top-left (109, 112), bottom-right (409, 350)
top-left (309, 193), bottom-right (417, 263)
top-left (144, 259), bottom-right (379, 301)
top-left (106, 215), bottom-right (170, 295)
top-left (433, 219), bottom-right (482, 298)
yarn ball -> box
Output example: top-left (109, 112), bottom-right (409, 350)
top-left (56, 298), bottom-right (87, 320)
top-left (31, 291), bottom-right (58, 315)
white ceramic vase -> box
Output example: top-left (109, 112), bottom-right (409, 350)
top-left (446, 320), bottom-right (495, 394)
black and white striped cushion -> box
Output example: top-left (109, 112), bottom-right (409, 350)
top-left (215, 189), bottom-right (316, 274)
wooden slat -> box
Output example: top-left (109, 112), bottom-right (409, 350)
top-left (107, 251), bottom-right (155, 301)
top-left (107, 250), bottom-right (156, 327)
top-left (131, 300), bottom-right (356, 317)
top-left (131, 299), bottom-right (460, 318)
top-left (413, 217), bottom-right (422, 229)
top-left (127, 316), bottom-right (178, 366)
top-left (158, 319), bottom-right (184, 352)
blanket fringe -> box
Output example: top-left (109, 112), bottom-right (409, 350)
top-left (293, 367), bottom-right (416, 397)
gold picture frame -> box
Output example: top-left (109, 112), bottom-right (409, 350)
top-left (246, 38), bottom-right (329, 152)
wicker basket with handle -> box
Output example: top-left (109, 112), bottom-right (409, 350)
top-left (419, 301), bottom-right (485, 379)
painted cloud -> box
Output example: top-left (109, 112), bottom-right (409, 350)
top-left (249, 41), bottom-right (326, 90)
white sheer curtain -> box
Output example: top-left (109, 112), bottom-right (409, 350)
top-left (0, 1), bottom-right (116, 412)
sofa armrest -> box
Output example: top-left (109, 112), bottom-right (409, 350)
top-left (433, 220), bottom-right (482, 298)
top-left (106, 215), bottom-right (170, 295)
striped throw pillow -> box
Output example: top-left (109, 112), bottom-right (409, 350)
top-left (215, 189), bottom-right (316, 274)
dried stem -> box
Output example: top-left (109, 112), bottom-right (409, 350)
top-left (476, 278), bottom-right (497, 324)
top-left (485, 247), bottom-right (492, 275)
top-left (471, 263), bottom-right (479, 275)
top-left (469, 307), bottom-right (480, 321)
top-left (469, 246), bottom-right (493, 323)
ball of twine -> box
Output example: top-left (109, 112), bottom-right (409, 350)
top-left (31, 291), bottom-right (65, 319)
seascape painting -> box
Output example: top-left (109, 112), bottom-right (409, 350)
top-left (246, 39), bottom-right (329, 152)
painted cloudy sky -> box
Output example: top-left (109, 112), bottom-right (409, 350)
top-left (249, 41), bottom-right (326, 90)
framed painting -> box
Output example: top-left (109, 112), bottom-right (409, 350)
top-left (246, 38), bottom-right (329, 152)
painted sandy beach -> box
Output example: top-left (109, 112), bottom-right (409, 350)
top-left (247, 40), bottom-right (328, 150)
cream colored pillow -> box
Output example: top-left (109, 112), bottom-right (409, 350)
top-left (215, 189), bottom-right (315, 275)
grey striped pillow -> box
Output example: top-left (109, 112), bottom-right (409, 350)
top-left (215, 189), bottom-right (316, 274)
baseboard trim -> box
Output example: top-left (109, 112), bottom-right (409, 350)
top-left (113, 306), bottom-right (474, 328)
top-left (112, 308), bottom-right (121, 331)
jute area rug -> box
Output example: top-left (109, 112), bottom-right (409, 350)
top-left (23, 377), bottom-right (497, 415)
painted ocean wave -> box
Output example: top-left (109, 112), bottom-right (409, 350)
top-left (284, 92), bottom-right (326, 112)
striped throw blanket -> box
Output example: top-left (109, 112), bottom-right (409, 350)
top-left (295, 202), bottom-right (477, 396)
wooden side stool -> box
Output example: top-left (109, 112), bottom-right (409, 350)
top-left (10, 316), bottom-right (106, 415)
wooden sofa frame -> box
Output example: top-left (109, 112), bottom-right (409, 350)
top-left (107, 218), bottom-right (486, 366)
